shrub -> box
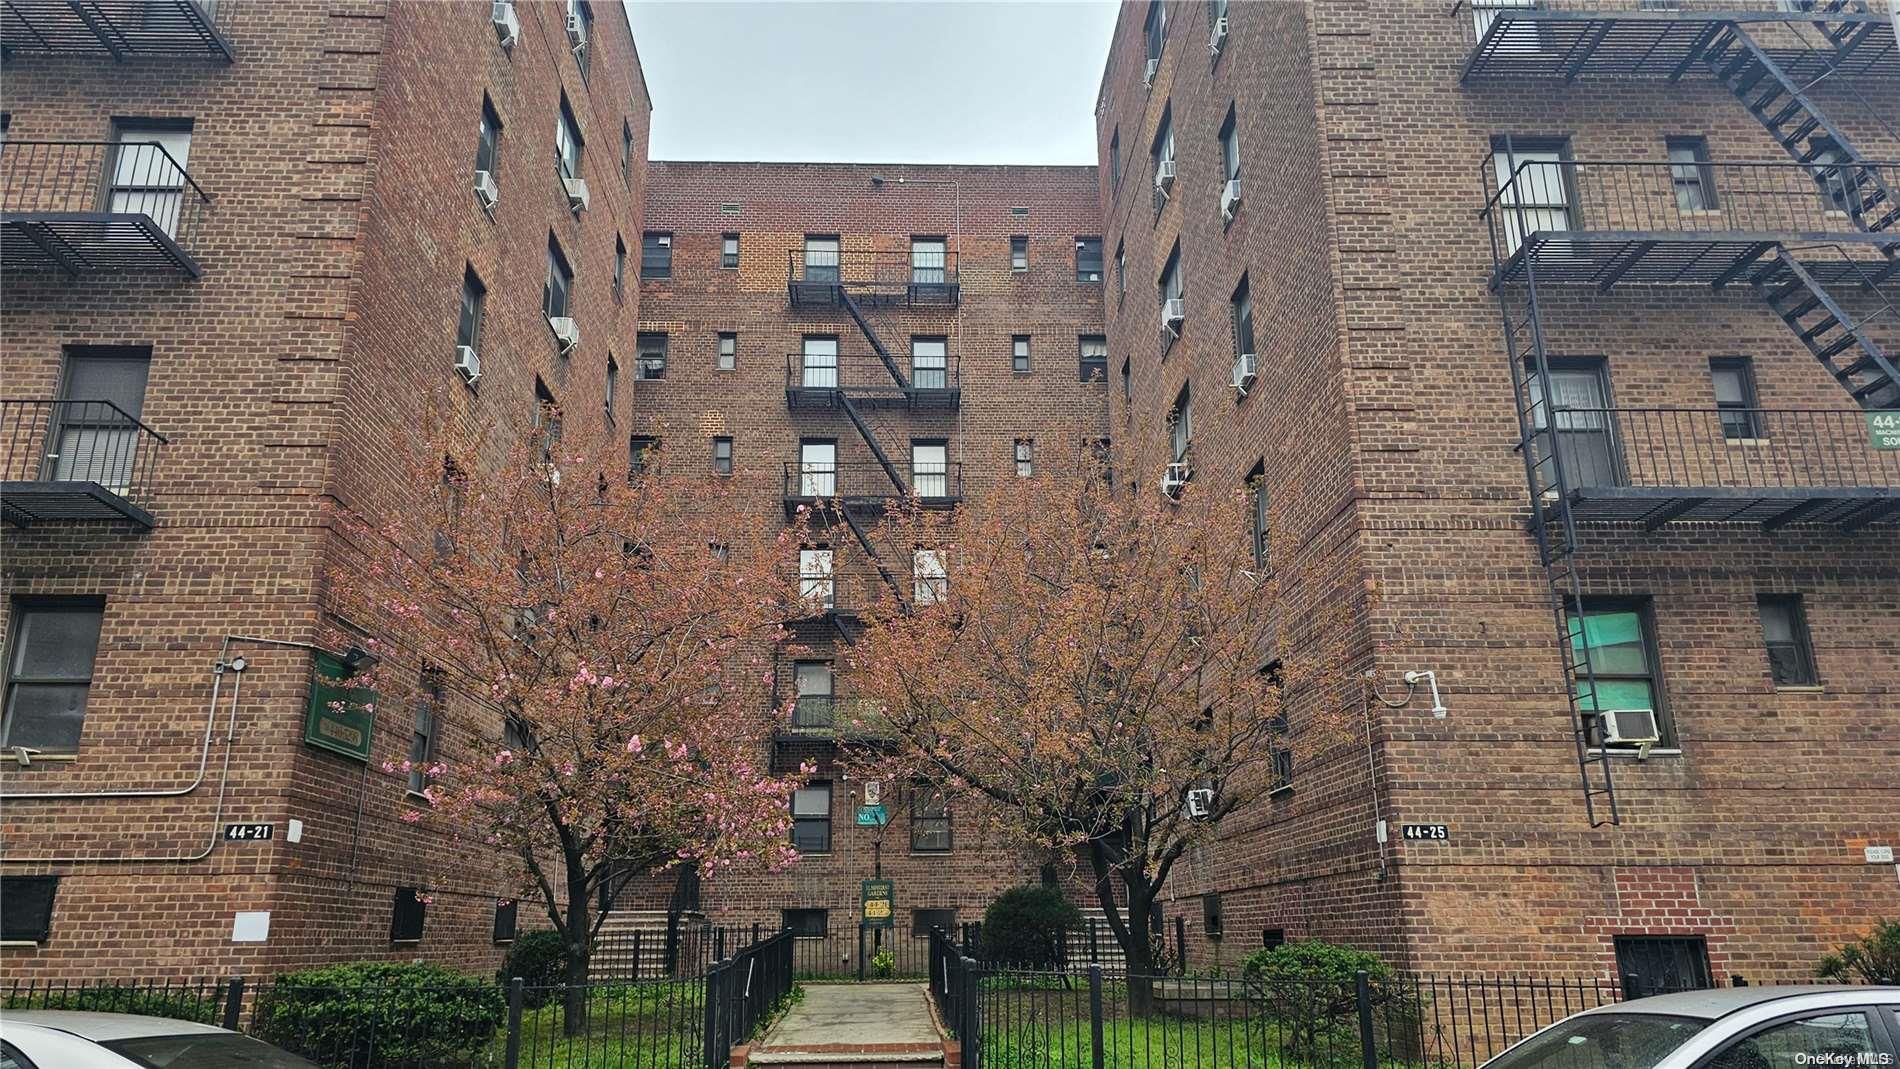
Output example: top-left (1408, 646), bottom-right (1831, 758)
top-left (251, 961), bottom-right (505, 1069)
top-left (1240, 941), bottom-right (1395, 1065)
top-left (2, 984), bottom-right (219, 1024)
top-left (871, 947), bottom-right (897, 979)
top-left (1817, 919), bottom-right (1900, 984)
top-left (499, 929), bottom-right (568, 1008)
top-left (981, 885), bottom-right (1082, 969)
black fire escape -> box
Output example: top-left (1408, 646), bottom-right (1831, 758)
top-left (1465, 1), bottom-right (1899, 826)
top-left (1, 0), bottom-right (233, 62)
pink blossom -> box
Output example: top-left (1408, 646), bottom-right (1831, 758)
top-left (626, 735), bottom-right (644, 753)
top-left (400, 810), bottom-right (421, 824)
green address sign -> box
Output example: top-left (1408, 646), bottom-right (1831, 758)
top-left (1870, 411), bottom-right (1900, 451)
top-left (303, 651), bottom-right (376, 762)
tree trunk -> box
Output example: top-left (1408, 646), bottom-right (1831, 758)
top-left (563, 875), bottom-right (594, 1037)
top-left (1125, 892), bottom-right (1158, 1017)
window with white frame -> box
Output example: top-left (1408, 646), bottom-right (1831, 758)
top-left (913, 548), bottom-right (948, 605)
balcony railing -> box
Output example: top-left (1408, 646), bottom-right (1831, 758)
top-left (1480, 157), bottom-right (1899, 287)
top-left (782, 462), bottom-right (964, 508)
top-left (784, 352), bottom-right (962, 408)
top-left (1, 140), bottom-right (213, 277)
top-left (786, 250), bottom-right (961, 307)
top-left (1527, 405), bottom-right (1898, 527)
top-left (1, 399), bottom-right (168, 527)
top-left (785, 572), bottom-right (883, 622)
top-left (1, 0), bottom-right (235, 62)
top-left (1455, 0), bottom-right (1895, 82)
top-left (783, 696), bottom-right (890, 739)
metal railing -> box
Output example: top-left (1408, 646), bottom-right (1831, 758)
top-left (1, 140), bottom-right (213, 268)
top-left (0, 398), bottom-right (168, 505)
top-left (785, 352), bottom-right (963, 395)
top-left (782, 461), bottom-right (964, 502)
top-left (786, 249), bottom-right (962, 290)
top-left (1481, 157), bottom-right (1899, 256)
top-left (785, 694), bottom-right (888, 735)
top-left (1526, 406), bottom-right (1900, 494)
top-left (0, 0), bottom-right (235, 61)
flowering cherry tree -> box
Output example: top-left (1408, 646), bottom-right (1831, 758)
top-left (845, 452), bottom-right (1356, 1010)
top-left (327, 414), bottom-right (801, 1023)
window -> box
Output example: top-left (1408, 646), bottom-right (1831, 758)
top-left (1814, 141), bottom-right (1856, 213)
top-left (1121, 357), bottom-right (1132, 403)
top-left (1528, 359), bottom-right (1618, 489)
top-left (493, 900), bottom-right (518, 944)
top-left (0, 875), bottom-right (57, 944)
top-left (801, 336), bottom-right (838, 388)
top-left (1013, 336), bottom-right (1031, 373)
top-left (791, 782), bottom-right (832, 853)
top-left (3, 600), bottom-right (105, 754)
top-left (1566, 600), bottom-right (1671, 748)
top-left (533, 377), bottom-right (560, 458)
top-left (1115, 241), bottom-right (1127, 302)
top-left (1758, 594), bottom-right (1817, 687)
top-left (1709, 357), bottom-right (1760, 439)
top-left (1110, 129), bottom-right (1121, 191)
top-left (804, 235), bottom-right (839, 283)
top-left (910, 788), bottom-right (951, 852)
top-left (1612, 935), bottom-right (1710, 997)
top-left (718, 332), bottom-right (737, 371)
top-left (641, 232), bottom-right (672, 279)
top-left (1261, 928), bottom-right (1286, 950)
top-left (629, 436), bottom-right (658, 476)
top-left (620, 119), bottom-right (633, 186)
top-left (793, 661), bottom-right (833, 728)
top-left (1159, 244), bottom-right (1183, 338)
top-left (544, 236), bottom-right (572, 319)
top-left (1202, 894), bottom-right (1224, 940)
top-left (555, 94), bottom-right (583, 180)
top-left (566, 0), bottom-right (592, 76)
top-left (1489, 137), bottom-right (1573, 254)
top-left (783, 908), bottom-right (828, 937)
top-left (1170, 384), bottom-right (1193, 464)
top-left (912, 441), bottom-right (948, 498)
top-left (605, 354), bottom-right (619, 421)
top-left (613, 235), bottom-right (627, 300)
top-left (721, 232), bottom-right (740, 269)
top-left (1011, 236), bottom-right (1029, 271)
top-left (911, 236), bottom-right (947, 285)
top-left (914, 548), bottom-right (948, 605)
top-left (52, 346), bottom-right (151, 493)
top-left (408, 668), bottom-right (443, 795)
top-left (475, 95), bottom-right (502, 178)
top-left (712, 436), bottom-right (733, 476)
top-left (800, 440), bottom-right (837, 497)
top-left (1076, 237), bottom-right (1103, 282)
top-left (1666, 136), bottom-right (1717, 212)
top-left (1709, 1012), bottom-right (1880, 1069)
top-left (637, 333), bottom-right (668, 380)
top-left (1231, 275), bottom-right (1255, 360)
top-left (1144, 0), bottom-right (1166, 63)
top-left (109, 121), bottom-right (192, 237)
top-left (390, 887), bottom-right (426, 943)
top-left (912, 908), bottom-right (956, 937)
top-left (1248, 462), bottom-right (1270, 571)
top-left (1014, 438), bottom-right (1035, 477)
top-left (1218, 105), bottom-right (1241, 185)
top-left (1079, 336), bottom-right (1108, 382)
top-left (1151, 108), bottom-right (1175, 211)
top-left (911, 337), bottom-right (947, 390)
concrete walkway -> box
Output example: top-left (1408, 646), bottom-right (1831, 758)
top-left (750, 983), bottom-right (943, 1065)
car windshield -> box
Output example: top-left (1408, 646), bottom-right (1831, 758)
top-left (1486, 1013), bottom-right (1710, 1069)
top-left (101, 1033), bottom-right (322, 1069)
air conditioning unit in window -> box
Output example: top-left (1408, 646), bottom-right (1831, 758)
top-left (1161, 460), bottom-right (1191, 499)
top-left (1143, 58), bottom-right (1159, 87)
top-left (1209, 16), bottom-right (1228, 55)
top-left (1231, 352), bottom-right (1256, 394)
top-left (474, 169), bottom-right (499, 212)
top-left (1599, 709), bottom-right (1661, 749)
top-left (565, 12), bottom-right (587, 47)
top-left (1183, 786), bottom-right (1215, 820)
top-left (491, 1), bottom-right (519, 51)
top-left (454, 345), bottom-right (482, 385)
top-left (562, 176), bottom-right (590, 213)
top-left (1155, 158), bottom-right (1176, 194)
top-left (1221, 178), bottom-right (1242, 221)
top-left (1162, 297), bottom-right (1185, 331)
top-left (548, 316), bottom-right (580, 354)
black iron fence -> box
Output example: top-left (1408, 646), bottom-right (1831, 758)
top-left (781, 461), bottom-right (965, 503)
top-left (0, 398), bottom-right (169, 506)
top-left (787, 927), bottom-right (937, 980)
top-left (1, 139), bottom-right (213, 252)
top-left (1527, 406), bottom-right (1900, 494)
top-left (785, 352), bottom-right (963, 396)
top-left (702, 931), bottom-right (795, 1069)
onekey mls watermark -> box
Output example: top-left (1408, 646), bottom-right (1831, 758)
top-left (1794, 1053), bottom-right (1894, 1067)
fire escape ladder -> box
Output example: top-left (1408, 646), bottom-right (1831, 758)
top-left (1751, 246), bottom-right (1900, 405)
top-left (838, 502), bottom-right (908, 610)
top-left (836, 392), bottom-right (908, 495)
top-left (1497, 273), bottom-right (1622, 829)
top-left (837, 288), bottom-right (911, 389)
top-left (1707, 24), bottom-right (1900, 237)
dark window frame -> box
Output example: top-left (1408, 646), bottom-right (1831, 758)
top-left (605, 354), bottom-right (619, 422)
top-left (1665, 135), bottom-right (1718, 212)
top-left (1248, 461), bottom-right (1270, 572)
top-left (407, 667), bottom-right (443, 796)
top-left (457, 266), bottom-right (486, 352)
top-left (613, 235), bottom-right (627, 301)
top-left (2, 596), bottom-right (107, 756)
top-left (1202, 893), bottom-right (1224, 940)
top-left (791, 780), bottom-right (832, 853)
top-left (476, 95), bottom-right (503, 177)
top-left (636, 332), bottom-right (669, 381)
top-left (1079, 335), bottom-right (1108, 382)
top-left (640, 232), bottom-right (673, 280)
top-left (1567, 597), bottom-right (1674, 748)
top-left (717, 332), bottom-right (738, 370)
top-left (492, 899), bottom-right (519, 944)
top-left (555, 94), bottom-right (584, 181)
top-left (912, 907), bottom-right (957, 938)
top-left (390, 886), bottom-right (427, 943)
top-left (1757, 593), bottom-right (1818, 687)
top-left (1709, 357), bottom-right (1761, 439)
top-left (544, 235), bottom-right (573, 319)
top-left (1218, 104), bottom-right (1241, 185)
top-left (620, 119), bottom-right (634, 187)
top-left (712, 436), bottom-right (733, 477)
top-left (1012, 335), bottom-right (1032, 373)
top-left (1014, 438), bottom-right (1035, 478)
top-left (1076, 237), bottom-right (1104, 282)
top-left (721, 232), bottom-right (740, 269)
top-left (782, 908), bottom-right (828, 938)
top-left (1010, 235), bottom-right (1029, 272)
top-left (1232, 274), bottom-right (1254, 360)
top-left (910, 786), bottom-right (952, 853)
top-left (0, 875), bottom-right (59, 944)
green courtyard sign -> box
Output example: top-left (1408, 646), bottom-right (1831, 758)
top-left (1869, 411), bottom-right (1900, 450)
top-left (303, 651), bottom-right (376, 762)
top-left (860, 879), bottom-right (894, 929)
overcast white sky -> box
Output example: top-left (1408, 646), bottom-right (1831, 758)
top-left (623, 1), bottom-right (1121, 165)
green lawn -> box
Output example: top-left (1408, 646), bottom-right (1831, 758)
top-left (497, 981), bottom-right (706, 1069)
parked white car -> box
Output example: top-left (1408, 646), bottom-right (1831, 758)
top-left (0, 1010), bottom-right (320, 1068)
top-left (1482, 986), bottom-right (1900, 1069)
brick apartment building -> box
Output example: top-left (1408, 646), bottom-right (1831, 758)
top-left (1, 0), bottom-right (651, 975)
top-left (1096, 0), bottom-right (1898, 986)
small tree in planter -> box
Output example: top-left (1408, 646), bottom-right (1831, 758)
top-left (1817, 919), bottom-right (1900, 984)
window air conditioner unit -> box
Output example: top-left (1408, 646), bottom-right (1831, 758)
top-left (1221, 178), bottom-right (1242, 221)
top-left (1599, 709), bottom-right (1661, 748)
top-left (1209, 16), bottom-right (1228, 55)
top-left (1155, 158), bottom-right (1176, 193)
top-left (1161, 461), bottom-right (1190, 499)
top-left (1183, 787), bottom-right (1215, 820)
top-left (474, 169), bottom-right (499, 211)
top-left (562, 176), bottom-right (590, 213)
top-left (1162, 297), bottom-right (1186, 329)
top-left (565, 12), bottom-right (587, 47)
top-left (491, 1), bottom-right (519, 51)
top-left (548, 316), bottom-right (580, 353)
top-left (1143, 58), bottom-right (1159, 87)
top-left (1232, 352), bottom-right (1256, 394)
top-left (454, 345), bottom-right (482, 385)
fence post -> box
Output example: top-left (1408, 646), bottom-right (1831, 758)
top-left (1087, 964), bottom-right (1105, 1069)
top-left (632, 929), bottom-right (645, 982)
top-left (703, 961), bottom-right (725, 1069)
top-left (1173, 916), bottom-right (1187, 975)
top-left (504, 977), bottom-right (524, 1069)
top-left (857, 925), bottom-right (867, 981)
top-left (715, 927), bottom-right (726, 960)
top-left (1355, 969), bottom-right (1376, 1069)
top-left (220, 976), bottom-right (245, 1032)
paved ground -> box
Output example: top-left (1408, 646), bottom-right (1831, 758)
top-left (754, 982), bottom-right (941, 1054)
